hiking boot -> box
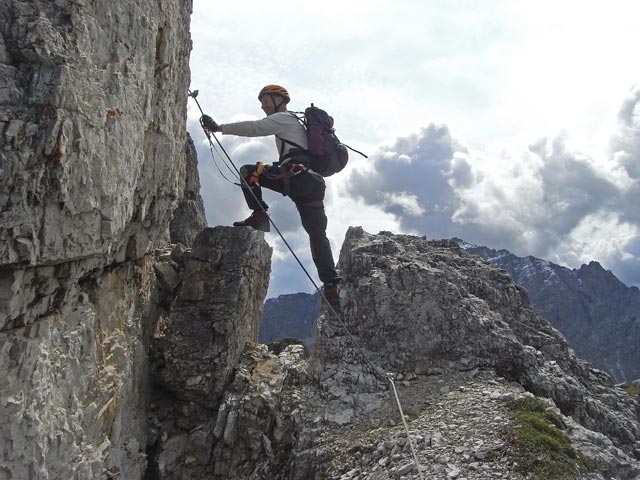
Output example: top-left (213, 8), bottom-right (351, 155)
top-left (322, 283), bottom-right (340, 311)
top-left (233, 211), bottom-right (270, 232)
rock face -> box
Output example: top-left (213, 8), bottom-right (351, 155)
top-left (259, 292), bottom-right (321, 346)
top-left (0, 257), bottom-right (160, 479)
top-left (0, 0), bottom-right (192, 270)
top-left (155, 227), bottom-right (272, 407)
top-left (0, 1), bottom-right (194, 478)
top-left (169, 133), bottom-right (207, 246)
top-left (322, 229), bottom-right (639, 454)
top-left (148, 227), bottom-right (273, 479)
top-left (461, 241), bottom-right (640, 382)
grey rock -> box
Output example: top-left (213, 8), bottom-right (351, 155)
top-left (394, 461), bottom-right (416, 476)
top-left (473, 451), bottom-right (487, 461)
top-left (564, 416), bottom-right (640, 480)
top-left (1, 1), bottom-right (193, 477)
top-left (157, 434), bottom-right (189, 477)
top-left (447, 466), bottom-right (462, 478)
top-left (151, 339), bottom-right (296, 480)
top-left (154, 259), bottom-right (181, 293)
top-left (328, 228), bottom-right (640, 460)
top-left (325, 409), bottom-right (355, 426)
top-left (0, 257), bottom-right (162, 479)
top-left (0, 0), bottom-right (192, 269)
top-left (169, 133), bottom-right (207, 247)
top-left (155, 227), bottom-right (271, 407)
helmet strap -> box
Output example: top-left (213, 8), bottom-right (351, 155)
top-left (270, 94), bottom-right (286, 112)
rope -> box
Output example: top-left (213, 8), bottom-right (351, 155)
top-left (203, 132), bottom-right (240, 185)
top-left (388, 374), bottom-right (426, 480)
top-left (188, 89), bottom-right (423, 474)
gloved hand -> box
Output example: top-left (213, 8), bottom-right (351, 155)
top-left (200, 114), bottom-right (219, 132)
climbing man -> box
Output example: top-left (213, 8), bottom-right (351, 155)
top-left (200, 84), bottom-right (341, 305)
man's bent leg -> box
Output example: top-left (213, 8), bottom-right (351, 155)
top-left (238, 164), bottom-right (269, 211)
top-left (234, 164), bottom-right (270, 231)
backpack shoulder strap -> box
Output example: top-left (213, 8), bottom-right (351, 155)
top-left (278, 136), bottom-right (306, 151)
top-left (288, 111), bottom-right (306, 124)
top-left (276, 111), bottom-right (308, 155)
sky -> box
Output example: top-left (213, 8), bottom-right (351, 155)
top-left (188, 0), bottom-right (640, 298)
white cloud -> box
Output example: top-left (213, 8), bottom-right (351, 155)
top-left (610, 86), bottom-right (640, 185)
top-left (346, 124), bottom-right (470, 239)
top-left (336, 90), bottom-right (640, 287)
top-left (552, 212), bottom-right (640, 286)
top-left (381, 192), bottom-right (425, 217)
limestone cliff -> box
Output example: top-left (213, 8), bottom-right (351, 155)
top-left (0, 1), bottom-right (195, 478)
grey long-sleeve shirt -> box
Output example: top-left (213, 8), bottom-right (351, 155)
top-left (220, 111), bottom-right (308, 161)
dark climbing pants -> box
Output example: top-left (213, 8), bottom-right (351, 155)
top-left (239, 163), bottom-right (339, 284)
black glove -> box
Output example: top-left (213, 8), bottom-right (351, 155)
top-left (200, 114), bottom-right (219, 132)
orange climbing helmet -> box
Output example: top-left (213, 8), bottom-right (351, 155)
top-left (258, 84), bottom-right (290, 104)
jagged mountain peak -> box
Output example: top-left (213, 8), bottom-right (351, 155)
top-left (459, 238), bottom-right (640, 382)
top-left (308, 227), bottom-right (639, 477)
top-left (577, 260), bottom-right (622, 285)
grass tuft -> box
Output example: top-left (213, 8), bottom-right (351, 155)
top-left (624, 385), bottom-right (640, 396)
top-left (505, 397), bottom-right (594, 480)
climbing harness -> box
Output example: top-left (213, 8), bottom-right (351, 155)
top-left (248, 162), bottom-right (266, 185)
top-left (188, 89), bottom-right (424, 478)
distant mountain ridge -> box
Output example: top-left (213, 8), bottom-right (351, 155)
top-left (456, 239), bottom-right (640, 382)
top-left (259, 292), bottom-right (321, 346)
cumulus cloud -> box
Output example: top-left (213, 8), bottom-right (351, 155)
top-left (601, 84), bottom-right (640, 285)
top-left (455, 134), bottom-right (620, 255)
top-left (343, 90), bottom-right (640, 287)
top-left (348, 124), bottom-right (472, 238)
top-left (612, 85), bottom-right (640, 168)
top-left (610, 85), bottom-right (640, 220)
top-left (381, 192), bottom-right (426, 217)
